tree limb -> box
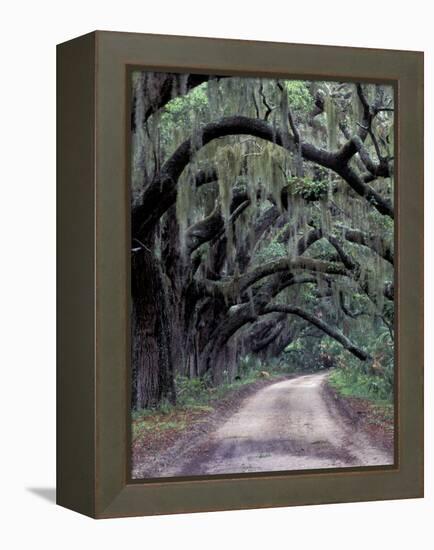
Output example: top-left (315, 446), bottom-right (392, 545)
top-left (222, 257), bottom-right (348, 298)
top-left (133, 115), bottom-right (394, 238)
top-left (336, 225), bottom-right (393, 265)
top-left (263, 304), bottom-right (370, 361)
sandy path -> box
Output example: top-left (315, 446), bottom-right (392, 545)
top-left (174, 372), bottom-right (393, 476)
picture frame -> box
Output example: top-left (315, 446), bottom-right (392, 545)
top-left (57, 30), bottom-right (423, 518)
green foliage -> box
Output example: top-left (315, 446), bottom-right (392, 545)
top-left (163, 83), bottom-right (208, 121)
top-left (238, 354), bottom-right (301, 377)
top-left (285, 81), bottom-right (315, 113)
top-left (160, 83), bottom-right (209, 153)
top-left (329, 365), bottom-right (393, 403)
top-left (255, 239), bottom-right (287, 264)
top-left (321, 322), bottom-right (394, 403)
top-left (238, 354), bottom-right (263, 377)
top-left (175, 373), bottom-right (213, 407)
top-left (287, 176), bottom-right (329, 202)
top-left (284, 337), bottom-right (338, 371)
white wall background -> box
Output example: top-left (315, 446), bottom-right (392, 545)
top-left (1, 1), bottom-right (432, 547)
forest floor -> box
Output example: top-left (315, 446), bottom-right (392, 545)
top-left (132, 371), bottom-right (394, 479)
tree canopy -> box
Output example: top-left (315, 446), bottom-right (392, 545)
top-left (130, 72), bottom-right (394, 410)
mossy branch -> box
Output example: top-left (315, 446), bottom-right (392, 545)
top-left (133, 115), bottom-right (394, 239)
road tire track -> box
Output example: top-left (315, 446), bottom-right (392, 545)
top-left (171, 372), bottom-right (393, 476)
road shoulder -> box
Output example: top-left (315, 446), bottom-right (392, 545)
top-left (132, 374), bottom-right (296, 479)
top-left (322, 374), bottom-right (394, 456)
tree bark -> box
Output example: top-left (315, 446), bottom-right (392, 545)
top-left (131, 233), bottom-right (176, 409)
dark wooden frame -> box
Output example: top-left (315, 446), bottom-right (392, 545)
top-left (57, 30), bottom-right (424, 519)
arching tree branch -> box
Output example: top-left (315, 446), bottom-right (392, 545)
top-left (219, 257), bottom-right (348, 300)
top-left (133, 115), bottom-right (394, 238)
top-left (185, 187), bottom-right (251, 255)
top-left (263, 304), bottom-right (370, 361)
top-left (336, 225), bottom-right (394, 265)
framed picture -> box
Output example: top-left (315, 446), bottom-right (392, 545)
top-left (57, 31), bottom-right (423, 518)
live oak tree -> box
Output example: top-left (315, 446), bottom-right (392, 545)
top-left (130, 72), bottom-right (394, 409)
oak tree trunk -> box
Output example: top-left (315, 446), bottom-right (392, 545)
top-left (131, 232), bottom-right (176, 409)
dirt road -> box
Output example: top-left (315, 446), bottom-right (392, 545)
top-left (171, 372), bottom-right (393, 476)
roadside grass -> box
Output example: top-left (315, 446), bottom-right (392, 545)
top-left (328, 367), bottom-right (393, 403)
top-left (132, 356), bottom-right (302, 443)
top-left (132, 407), bottom-right (211, 443)
top-left (327, 367), bottom-right (394, 425)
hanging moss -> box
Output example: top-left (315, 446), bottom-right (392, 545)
top-left (215, 143), bottom-right (243, 265)
top-left (216, 145), bottom-right (241, 221)
top-left (247, 287), bottom-right (256, 317)
top-left (351, 84), bottom-right (363, 133)
top-left (132, 74), bottom-right (395, 394)
top-left (190, 114), bottom-right (203, 153)
top-left (279, 84), bottom-right (290, 148)
top-left (243, 140), bottom-right (290, 214)
top-left (207, 77), bottom-right (220, 117)
top-left (286, 222), bottom-right (298, 260)
top-left (324, 93), bottom-right (337, 150)
top-left (330, 281), bottom-right (341, 322)
top-left (131, 72), bottom-right (146, 202)
top-left (176, 165), bottom-right (195, 257)
top-left (178, 73), bottom-right (189, 97)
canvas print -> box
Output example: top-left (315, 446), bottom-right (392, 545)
top-left (130, 71), bottom-right (395, 479)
